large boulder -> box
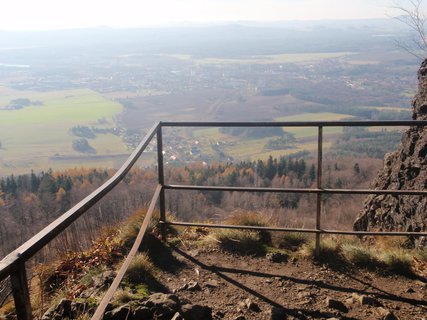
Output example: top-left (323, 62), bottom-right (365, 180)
top-left (354, 59), bottom-right (427, 247)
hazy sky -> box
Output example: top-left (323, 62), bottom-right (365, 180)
top-left (0, 0), bottom-right (416, 30)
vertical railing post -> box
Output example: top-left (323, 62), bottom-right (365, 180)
top-left (156, 125), bottom-right (167, 241)
top-left (10, 260), bottom-right (32, 320)
top-left (315, 126), bottom-right (323, 258)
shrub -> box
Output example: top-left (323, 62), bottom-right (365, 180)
top-left (225, 210), bottom-right (272, 244)
top-left (125, 253), bottom-right (155, 284)
top-left (215, 229), bottom-right (267, 256)
top-left (380, 250), bottom-right (414, 276)
top-left (416, 246), bottom-right (427, 262)
top-left (226, 210), bottom-right (269, 227)
top-left (113, 289), bottom-right (136, 304)
top-left (303, 237), bottom-right (345, 266)
top-left (120, 209), bottom-right (177, 247)
top-left (341, 244), bottom-right (379, 269)
top-left (275, 232), bottom-right (309, 251)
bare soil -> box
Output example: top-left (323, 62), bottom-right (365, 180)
top-left (154, 244), bottom-right (427, 320)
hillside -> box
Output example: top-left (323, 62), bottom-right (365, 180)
top-left (0, 155), bottom-right (383, 259)
top-left (3, 211), bottom-right (426, 320)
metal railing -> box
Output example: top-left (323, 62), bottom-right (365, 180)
top-left (1, 120), bottom-right (427, 320)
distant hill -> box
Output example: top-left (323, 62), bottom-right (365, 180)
top-left (0, 18), bottom-right (412, 60)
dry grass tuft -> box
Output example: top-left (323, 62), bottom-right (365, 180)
top-left (125, 253), bottom-right (156, 284)
top-left (416, 246), bottom-right (427, 261)
top-left (274, 232), bottom-right (309, 251)
top-left (224, 210), bottom-right (272, 244)
top-left (215, 229), bottom-right (267, 256)
top-left (380, 250), bottom-right (414, 276)
top-left (303, 237), bottom-right (341, 259)
top-left (113, 289), bottom-right (136, 304)
top-left (225, 210), bottom-right (270, 227)
top-left (341, 243), bottom-right (379, 269)
top-left (375, 236), bottom-right (408, 250)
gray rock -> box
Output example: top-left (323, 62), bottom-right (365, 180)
top-left (181, 304), bottom-right (213, 320)
top-left (205, 279), bottom-right (219, 288)
top-left (133, 306), bottom-right (153, 319)
top-left (104, 305), bottom-right (131, 320)
top-left (93, 270), bottom-right (116, 288)
top-left (186, 280), bottom-right (201, 291)
top-left (244, 298), bottom-right (261, 312)
top-left (42, 299), bottom-right (79, 320)
top-left (326, 297), bottom-right (348, 313)
top-left (377, 307), bottom-right (399, 320)
top-left (214, 310), bottom-right (225, 318)
top-left (178, 281), bottom-right (202, 292)
top-left (170, 312), bottom-right (184, 320)
top-left (142, 293), bottom-right (180, 308)
top-left (141, 293), bottom-right (180, 319)
top-left (270, 306), bottom-right (287, 320)
top-left (355, 294), bottom-right (382, 307)
top-left (41, 299), bottom-right (67, 320)
top-left (266, 252), bottom-right (288, 263)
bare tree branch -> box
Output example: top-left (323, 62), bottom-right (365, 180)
top-left (391, 0), bottom-right (427, 59)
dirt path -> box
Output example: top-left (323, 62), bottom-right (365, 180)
top-left (155, 245), bottom-right (427, 320)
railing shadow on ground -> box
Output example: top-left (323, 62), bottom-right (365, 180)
top-left (1, 120), bottom-right (427, 319)
top-left (172, 246), bottom-right (427, 319)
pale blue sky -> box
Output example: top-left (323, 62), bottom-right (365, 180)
top-left (0, 0), bottom-right (417, 30)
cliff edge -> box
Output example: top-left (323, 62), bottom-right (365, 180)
top-left (354, 59), bottom-right (427, 247)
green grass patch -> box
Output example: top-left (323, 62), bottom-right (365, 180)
top-left (171, 52), bottom-right (353, 65)
top-left (275, 113), bottom-right (354, 138)
top-left (0, 87), bottom-right (126, 175)
top-left (113, 288), bottom-right (146, 305)
top-left (190, 113), bottom-right (343, 161)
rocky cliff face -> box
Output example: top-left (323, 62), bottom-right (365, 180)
top-left (354, 59), bottom-right (427, 246)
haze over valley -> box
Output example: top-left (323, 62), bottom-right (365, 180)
top-left (0, 19), bottom-right (420, 175)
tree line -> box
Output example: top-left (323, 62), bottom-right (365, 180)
top-left (0, 154), bottom-right (377, 260)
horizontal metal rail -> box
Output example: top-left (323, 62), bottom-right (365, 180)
top-left (161, 120), bottom-right (427, 243)
top-left (160, 120), bottom-right (427, 127)
top-left (165, 184), bottom-right (427, 196)
top-left (165, 222), bottom-right (427, 237)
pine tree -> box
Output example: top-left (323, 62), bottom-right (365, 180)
top-left (353, 163), bottom-right (360, 175)
top-left (265, 155), bottom-right (277, 180)
top-left (309, 164), bottom-right (316, 181)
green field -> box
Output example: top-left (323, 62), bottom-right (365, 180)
top-left (191, 112), bottom-right (352, 161)
top-left (275, 112), bottom-right (354, 138)
top-left (164, 52), bottom-right (353, 65)
top-left (0, 87), bottom-right (128, 175)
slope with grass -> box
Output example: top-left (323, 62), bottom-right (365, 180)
top-left (4, 209), bottom-right (426, 320)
